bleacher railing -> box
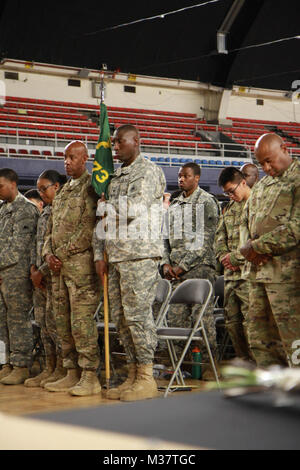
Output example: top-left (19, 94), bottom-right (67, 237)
top-left (0, 129), bottom-right (298, 167)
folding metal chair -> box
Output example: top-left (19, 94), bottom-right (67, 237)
top-left (214, 275), bottom-right (224, 312)
top-left (94, 278), bottom-right (172, 373)
top-left (29, 306), bottom-right (45, 371)
top-left (156, 278), bottom-right (220, 397)
top-left (214, 275), bottom-right (234, 361)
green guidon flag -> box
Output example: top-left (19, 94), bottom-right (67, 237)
top-left (92, 103), bottom-right (114, 198)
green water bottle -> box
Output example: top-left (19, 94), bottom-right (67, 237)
top-left (192, 347), bottom-right (202, 379)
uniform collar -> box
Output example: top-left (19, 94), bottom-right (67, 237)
top-left (41, 204), bottom-right (52, 216)
top-left (114, 154), bottom-right (142, 177)
top-left (282, 158), bottom-right (298, 177)
top-left (67, 169), bottom-right (88, 189)
top-left (175, 186), bottom-right (201, 204)
top-left (4, 191), bottom-right (24, 210)
top-left (264, 158), bottom-right (298, 185)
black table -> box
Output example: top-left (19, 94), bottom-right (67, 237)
top-left (31, 391), bottom-right (300, 450)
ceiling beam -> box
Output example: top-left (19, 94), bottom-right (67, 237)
top-left (217, 0), bottom-right (246, 54)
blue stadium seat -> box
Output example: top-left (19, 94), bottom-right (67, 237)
top-left (150, 157), bottom-right (157, 162)
top-left (164, 157), bottom-right (170, 163)
top-left (171, 157), bottom-right (180, 164)
top-left (239, 161), bottom-right (244, 166)
top-left (216, 160), bottom-right (222, 165)
top-left (179, 158), bottom-right (188, 164)
top-left (209, 160), bottom-right (217, 165)
top-left (157, 157), bottom-right (165, 163)
top-left (201, 159), bottom-right (208, 165)
top-left (232, 161), bottom-right (239, 166)
top-left (224, 161), bottom-right (230, 166)
top-left (195, 159), bottom-right (202, 164)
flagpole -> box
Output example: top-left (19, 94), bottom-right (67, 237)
top-left (103, 251), bottom-right (110, 391)
top-left (100, 69), bottom-right (111, 392)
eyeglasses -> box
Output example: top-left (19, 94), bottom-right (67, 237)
top-left (223, 181), bottom-right (242, 197)
top-left (37, 183), bottom-right (55, 194)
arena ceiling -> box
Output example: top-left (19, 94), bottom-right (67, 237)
top-left (0, 0), bottom-right (299, 92)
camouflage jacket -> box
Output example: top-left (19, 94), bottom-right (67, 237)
top-left (31, 204), bottom-right (52, 277)
top-left (214, 199), bottom-right (247, 280)
top-left (161, 187), bottom-right (220, 271)
top-left (43, 170), bottom-right (98, 275)
top-left (0, 192), bottom-right (39, 277)
top-left (93, 154), bottom-right (166, 263)
top-left (240, 158), bottom-right (300, 283)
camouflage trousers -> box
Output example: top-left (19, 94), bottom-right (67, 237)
top-left (108, 258), bottom-right (160, 365)
top-left (161, 265), bottom-right (218, 361)
top-left (248, 282), bottom-right (300, 368)
top-left (52, 271), bottom-right (101, 371)
top-left (0, 276), bottom-right (33, 368)
top-left (33, 276), bottom-right (61, 360)
top-left (224, 279), bottom-right (252, 360)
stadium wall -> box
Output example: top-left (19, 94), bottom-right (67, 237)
top-left (226, 86), bottom-right (300, 123)
top-left (0, 59), bottom-right (222, 119)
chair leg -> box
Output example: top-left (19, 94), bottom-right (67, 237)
top-left (217, 326), bottom-right (233, 361)
top-left (164, 337), bottom-right (194, 398)
top-left (167, 339), bottom-right (185, 386)
top-left (201, 322), bottom-right (220, 387)
top-left (218, 331), bottom-right (228, 361)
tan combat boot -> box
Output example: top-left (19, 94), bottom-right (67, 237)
top-left (24, 355), bottom-right (56, 388)
top-left (120, 364), bottom-right (158, 402)
top-left (40, 356), bottom-right (66, 387)
top-left (44, 368), bottom-right (81, 392)
top-left (0, 364), bottom-right (12, 381)
top-left (106, 363), bottom-right (137, 400)
top-left (0, 366), bottom-right (29, 385)
top-left (69, 370), bottom-right (101, 396)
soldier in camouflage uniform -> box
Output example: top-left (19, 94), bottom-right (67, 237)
top-left (240, 133), bottom-right (300, 368)
top-left (94, 124), bottom-right (166, 401)
top-left (0, 168), bottom-right (39, 384)
top-left (42, 141), bottom-right (102, 396)
top-left (214, 167), bottom-right (252, 361)
top-left (161, 162), bottom-right (220, 379)
top-left (240, 163), bottom-right (259, 189)
top-left (24, 170), bottom-right (67, 388)
top-left (24, 189), bottom-right (44, 214)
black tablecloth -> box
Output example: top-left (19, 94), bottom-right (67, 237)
top-left (31, 391), bottom-right (300, 450)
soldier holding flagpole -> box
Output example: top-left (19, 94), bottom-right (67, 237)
top-left (93, 117), bottom-right (166, 402)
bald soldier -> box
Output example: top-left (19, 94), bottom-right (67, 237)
top-left (42, 141), bottom-right (101, 396)
top-left (240, 163), bottom-right (259, 188)
top-left (240, 133), bottom-right (300, 368)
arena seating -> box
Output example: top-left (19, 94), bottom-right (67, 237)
top-left (0, 96), bottom-right (298, 167)
top-left (0, 96), bottom-right (247, 167)
top-left (225, 117), bottom-right (300, 156)
top-left (0, 96), bottom-right (215, 153)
